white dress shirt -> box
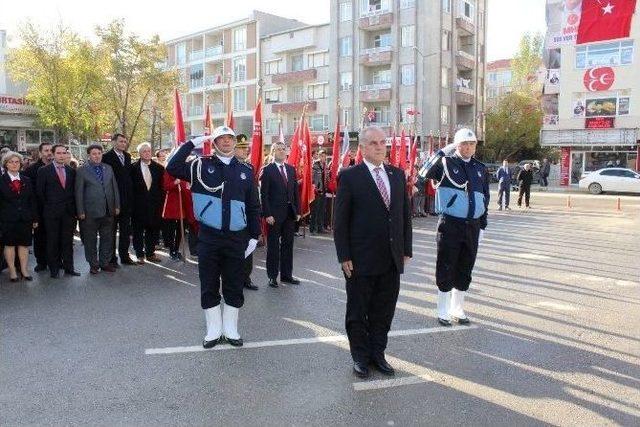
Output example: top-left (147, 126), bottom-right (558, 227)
top-left (363, 158), bottom-right (390, 198)
top-left (141, 161), bottom-right (152, 190)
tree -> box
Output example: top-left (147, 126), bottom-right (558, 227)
top-left (7, 22), bottom-right (108, 142)
top-left (95, 20), bottom-right (178, 148)
top-left (511, 32), bottom-right (544, 94)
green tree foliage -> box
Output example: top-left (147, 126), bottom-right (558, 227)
top-left (511, 32), bottom-right (544, 94)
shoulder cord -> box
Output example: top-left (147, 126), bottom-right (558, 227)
top-left (191, 157), bottom-right (224, 195)
top-left (434, 157), bottom-right (468, 192)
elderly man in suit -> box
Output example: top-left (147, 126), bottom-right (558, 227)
top-left (36, 144), bottom-right (80, 278)
top-left (75, 144), bottom-right (121, 274)
top-left (333, 126), bottom-right (413, 379)
top-left (260, 142), bottom-right (301, 288)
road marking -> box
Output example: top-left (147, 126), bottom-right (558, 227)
top-left (353, 373), bottom-right (434, 391)
top-left (530, 301), bottom-right (577, 312)
top-left (307, 269), bottom-right (342, 280)
top-left (512, 253), bottom-right (551, 260)
top-left (164, 274), bottom-right (197, 288)
top-left (145, 325), bottom-right (477, 355)
top-left (615, 280), bottom-right (638, 288)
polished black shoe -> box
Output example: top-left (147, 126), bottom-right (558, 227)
top-left (244, 281), bottom-right (259, 290)
top-left (225, 336), bottom-right (243, 347)
top-left (268, 278), bottom-right (279, 288)
top-left (34, 264), bottom-right (47, 272)
top-left (372, 358), bottom-right (395, 376)
top-left (64, 270), bottom-right (81, 277)
top-left (50, 270), bottom-right (61, 279)
top-left (438, 318), bottom-right (452, 327)
top-left (452, 316), bottom-right (471, 325)
top-left (353, 361), bottom-right (369, 379)
top-left (202, 337), bottom-right (222, 349)
top-left (281, 277), bottom-right (300, 285)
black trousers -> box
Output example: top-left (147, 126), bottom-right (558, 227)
top-left (164, 220), bottom-right (181, 254)
top-left (345, 265), bottom-right (400, 363)
top-left (132, 219), bottom-right (159, 258)
top-left (266, 216), bottom-right (295, 280)
top-left (310, 194), bottom-right (326, 232)
top-left (518, 185), bottom-right (531, 207)
top-left (44, 214), bottom-right (75, 273)
top-left (243, 253), bottom-right (253, 285)
top-left (111, 211), bottom-right (132, 263)
top-left (198, 236), bottom-right (245, 309)
top-left (32, 219), bottom-right (47, 267)
top-left (435, 216), bottom-right (480, 292)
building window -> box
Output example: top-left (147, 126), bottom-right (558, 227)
top-left (340, 37), bottom-right (352, 57)
top-left (442, 30), bottom-right (451, 51)
top-left (401, 64), bottom-right (415, 85)
top-left (176, 42), bottom-right (186, 65)
top-left (575, 40), bottom-right (634, 69)
top-left (442, 0), bottom-right (452, 13)
top-left (309, 115), bottom-right (329, 131)
top-left (308, 83), bottom-right (328, 100)
top-left (264, 89), bottom-right (281, 104)
top-left (233, 27), bottom-right (247, 51)
top-left (233, 57), bottom-right (246, 82)
top-left (462, 0), bottom-right (475, 21)
top-left (401, 25), bottom-right (415, 48)
top-left (340, 72), bottom-right (353, 91)
top-left (265, 118), bottom-right (280, 134)
top-left (441, 67), bottom-right (449, 88)
top-left (401, 0), bottom-right (416, 8)
top-left (293, 86), bottom-right (305, 102)
top-left (291, 53), bottom-right (304, 72)
top-left (233, 87), bottom-right (246, 111)
top-left (372, 68), bottom-right (391, 84)
top-left (487, 87), bottom-right (497, 98)
top-left (340, 1), bottom-right (353, 21)
top-left (374, 33), bottom-right (392, 48)
top-left (400, 103), bottom-right (415, 123)
top-left (308, 51), bottom-right (329, 68)
top-left (342, 108), bottom-right (351, 128)
top-left (264, 60), bottom-right (281, 75)
top-left (441, 105), bottom-right (449, 125)
top-left (371, 105), bottom-right (391, 125)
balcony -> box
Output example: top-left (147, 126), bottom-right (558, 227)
top-left (455, 86), bottom-right (475, 105)
top-left (205, 74), bottom-right (224, 87)
top-left (456, 50), bottom-right (475, 70)
top-left (188, 105), bottom-right (203, 117)
top-left (359, 9), bottom-right (393, 30)
top-left (205, 45), bottom-right (223, 58)
top-left (359, 46), bottom-right (393, 66)
top-left (456, 15), bottom-right (475, 36)
top-left (210, 103), bottom-right (225, 114)
top-left (360, 83), bottom-right (392, 102)
top-left (189, 50), bottom-right (204, 62)
top-left (271, 101), bottom-right (317, 114)
top-left (271, 69), bottom-right (317, 84)
top-left (189, 79), bottom-right (204, 90)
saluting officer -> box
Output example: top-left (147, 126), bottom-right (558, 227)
top-left (166, 126), bottom-right (261, 348)
top-left (418, 128), bottom-right (489, 326)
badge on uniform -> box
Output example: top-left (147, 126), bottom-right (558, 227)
top-left (477, 171), bottom-right (482, 178)
top-left (207, 166), bottom-right (215, 174)
top-left (240, 172), bottom-right (246, 180)
top-left (453, 168), bottom-right (459, 174)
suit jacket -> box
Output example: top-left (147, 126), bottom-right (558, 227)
top-left (36, 163), bottom-right (76, 219)
top-left (0, 173), bottom-right (38, 223)
top-left (517, 169), bottom-right (534, 187)
top-left (75, 162), bottom-right (120, 219)
top-left (130, 160), bottom-right (165, 226)
top-left (496, 166), bottom-right (511, 190)
top-left (312, 160), bottom-right (327, 194)
top-left (102, 149), bottom-right (134, 213)
top-left (260, 162), bottom-right (300, 222)
top-left (333, 163), bottom-right (412, 276)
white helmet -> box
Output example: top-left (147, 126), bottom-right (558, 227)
top-left (453, 128), bottom-right (477, 145)
top-left (212, 125), bottom-right (236, 142)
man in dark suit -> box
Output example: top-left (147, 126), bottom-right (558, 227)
top-left (102, 133), bottom-right (137, 266)
top-left (75, 144), bottom-right (120, 274)
top-left (260, 142), bottom-right (300, 288)
top-left (496, 159), bottom-right (511, 211)
top-left (23, 141), bottom-right (53, 272)
top-left (333, 126), bottom-right (412, 379)
top-left (36, 144), bottom-right (81, 278)
top-left (131, 142), bottom-right (165, 263)
top-left (310, 149), bottom-right (328, 234)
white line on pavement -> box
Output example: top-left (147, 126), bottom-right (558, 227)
top-left (353, 373), bottom-right (434, 391)
top-left (164, 274), bottom-right (197, 288)
top-left (145, 325), bottom-right (477, 355)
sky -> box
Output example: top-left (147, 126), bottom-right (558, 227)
top-left (1, 0), bottom-right (547, 61)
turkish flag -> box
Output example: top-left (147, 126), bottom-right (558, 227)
top-left (389, 130), bottom-right (398, 167)
top-left (327, 112), bottom-right (341, 194)
top-left (398, 129), bottom-right (408, 170)
top-left (249, 98), bottom-right (263, 182)
top-left (173, 89), bottom-right (186, 146)
top-left (299, 119), bottom-right (315, 217)
top-left (577, 0), bottom-right (637, 44)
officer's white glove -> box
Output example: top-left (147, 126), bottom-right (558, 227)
top-left (244, 238), bottom-right (258, 259)
top-left (478, 229), bottom-right (485, 244)
top-left (441, 142), bottom-right (457, 156)
top-left (191, 135), bottom-right (211, 150)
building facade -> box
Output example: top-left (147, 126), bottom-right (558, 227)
top-left (260, 24), bottom-right (331, 148)
top-left (329, 0), bottom-right (487, 145)
top-left (485, 59), bottom-right (513, 107)
top-left (540, 0), bottom-right (640, 183)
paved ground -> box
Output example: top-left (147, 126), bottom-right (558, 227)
top-left (1, 192), bottom-right (639, 426)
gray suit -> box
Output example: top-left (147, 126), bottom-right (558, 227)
top-left (75, 162), bottom-right (120, 268)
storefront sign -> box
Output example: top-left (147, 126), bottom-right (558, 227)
top-left (0, 95), bottom-right (37, 115)
top-left (560, 147), bottom-right (571, 186)
top-left (585, 117), bottom-right (615, 129)
top-left (583, 67), bottom-right (615, 92)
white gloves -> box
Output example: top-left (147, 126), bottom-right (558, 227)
top-left (191, 135), bottom-right (211, 149)
top-left (478, 229), bottom-right (485, 244)
top-left (441, 142), bottom-right (457, 156)
top-left (244, 239), bottom-right (258, 259)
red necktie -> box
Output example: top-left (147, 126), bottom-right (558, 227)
top-left (374, 167), bottom-right (390, 209)
top-left (56, 165), bottom-right (66, 188)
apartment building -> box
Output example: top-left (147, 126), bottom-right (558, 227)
top-left (485, 59), bottom-right (513, 107)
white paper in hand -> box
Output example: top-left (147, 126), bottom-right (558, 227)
top-left (245, 239), bottom-right (258, 258)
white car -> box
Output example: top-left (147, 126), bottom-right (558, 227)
top-left (579, 168), bottom-right (640, 194)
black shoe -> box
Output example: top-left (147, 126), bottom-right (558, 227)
top-left (281, 277), bottom-right (300, 285)
top-left (244, 281), bottom-right (259, 290)
top-left (372, 357), bottom-right (395, 376)
top-left (353, 361), bottom-right (369, 378)
top-left (50, 270), bottom-right (61, 279)
top-left (120, 258), bottom-right (137, 266)
top-left (438, 318), bottom-right (452, 327)
top-left (202, 337), bottom-right (222, 349)
top-left (34, 264), bottom-right (47, 272)
top-left (452, 316), bottom-right (471, 325)
top-left (268, 278), bottom-right (279, 288)
top-left (20, 273), bottom-right (33, 281)
top-left (225, 336), bottom-right (243, 347)
top-left (64, 270), bottom-right (81, 277)
top-left (10, 276), bottom-right (19, 282)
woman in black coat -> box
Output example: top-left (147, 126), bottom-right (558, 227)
top-left (0, 152), bottom-right (39, 281)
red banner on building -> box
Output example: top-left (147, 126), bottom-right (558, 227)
top-left (585, 117), bottom-right (615, 129)
top-left (560, 147), bottom-right (571, 186)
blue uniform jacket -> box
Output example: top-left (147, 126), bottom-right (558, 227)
top-left (166, 141), bottom-right (261, 242)
top-left (421, 152), bottom-right (490, 229)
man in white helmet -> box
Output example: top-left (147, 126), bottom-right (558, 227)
top-left (418, 128), bottom-right (489, 326)
top-left (166, 126), bottom-right (261, 348)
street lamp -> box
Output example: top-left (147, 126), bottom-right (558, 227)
top-left (413, 47), bottom-right (440, 152)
